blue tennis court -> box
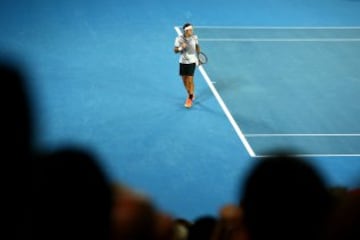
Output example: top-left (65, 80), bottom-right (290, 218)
top-left (1, 0), bottom-right (360, 220)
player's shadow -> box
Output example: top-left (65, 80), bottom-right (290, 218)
top-left (231, 112), bottom-right (277, 135)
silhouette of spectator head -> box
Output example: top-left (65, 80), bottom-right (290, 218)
top-left (188, 215), bottom-right (217, 240)
top-left (0, 61), bottom-right (33, 157)
top-left (325, 186), bottom-right (360, 240)
top-left (32, 147), bottom-right (112, 240)
top-left (111, 184), bottom-right (175, 240)
top-left (173, 218), bottom-right (192, 240)
top-left (240, 152), bottom-right (332, 240)
top-left (212, 204), bottom-right (247, 240)
top-left (1, 61), bottom-right (34, 239)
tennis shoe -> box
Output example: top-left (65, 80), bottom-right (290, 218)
top-left (184, 98), bottom-right (192, 108)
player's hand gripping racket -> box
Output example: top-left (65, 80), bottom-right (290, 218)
top-left (198, 52), bottom-right (208, 65)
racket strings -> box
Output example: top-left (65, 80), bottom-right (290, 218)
top-left (198, 52), bottom-right (208, 64)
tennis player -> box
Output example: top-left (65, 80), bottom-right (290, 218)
top-left (174, 23), bottom-right (201, 108)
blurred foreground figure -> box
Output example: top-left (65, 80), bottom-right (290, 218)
top-left (211, 204), bottom-right (248, 240)
top-left (111, 184), bottom-right (174, 240)
top-left (31, 148), bottom-right (113, 240)
top-left (240, 152), bottom-right (332, 240)
top-left (325, 186), bottom-right (360, 240)
top-left (1, 62), bottom-right (34, 240)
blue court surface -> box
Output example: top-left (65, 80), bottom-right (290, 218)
top-left (1, 0), bottom-right (360, 220)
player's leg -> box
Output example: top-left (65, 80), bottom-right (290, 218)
top-left (188, 76), bottom-right (194, 100)
top-left (181, 75), bottom-right (190, 95)
top-left (188, 63), bottom-right (196, 101)
top-left (182, 76), bottom-right (193, 108)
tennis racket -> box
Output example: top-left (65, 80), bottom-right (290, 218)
top-left (198, 52), bottom-right (208, 65)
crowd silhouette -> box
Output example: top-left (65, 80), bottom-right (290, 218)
top-left (1, 60), bottom-right (359, 240)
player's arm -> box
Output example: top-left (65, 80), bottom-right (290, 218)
top-left (196, 44), bottom-right (200, 55)
top-left (174, 46), bottom-right (183, 53)
top-left (195, 44), bottom-right (202, 65)
top-left (195, 35), bottom-right (200, 55)
top-left (174, 43), bottom-right (187, 53)
top-left (174, 37), bottom-right (187, 53)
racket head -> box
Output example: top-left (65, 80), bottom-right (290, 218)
top-left (198, 52), bottom-right (208, 64)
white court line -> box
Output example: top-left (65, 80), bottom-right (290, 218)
top-left (174, 26), bottom-right (256, 158)
top-left (245, 133), bottom-right (360, 137)
top-left (247, 134), bottom-right (360, 157)
top-left (254, 154), bottom-right (360, 158)
top-left (200, 38), bottom-right (360, 42)
top-left (195, 26), bottom-right (360, 29)
top-left (197, 26), bottom-right (360, 42)
top-left (197, 65), bottom-right (256, 157)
